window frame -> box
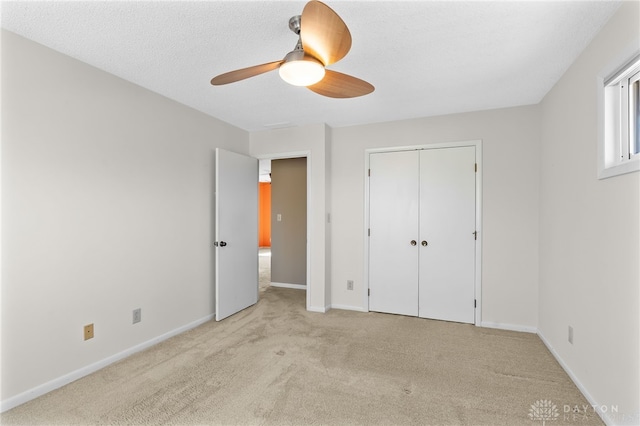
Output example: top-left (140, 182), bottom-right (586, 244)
top-left (597, 52), bottom-right (640, 179)
top-left (627, 69), bottom-right (640, 159)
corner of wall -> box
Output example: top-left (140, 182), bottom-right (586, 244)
top-left (537, 1), bottom-right (640, 421)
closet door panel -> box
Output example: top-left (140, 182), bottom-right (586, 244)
top-left (418, 147), bottom-right (476, 323)
top-left (369, 151), bottom-right (419, 316)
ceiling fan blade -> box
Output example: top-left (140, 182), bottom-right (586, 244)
top-left (307, 69), bottom-right (374, 98)
top-left (300, 0), bottom-right (352, 66)
top-left (211, 60), bottom-right (284, 85)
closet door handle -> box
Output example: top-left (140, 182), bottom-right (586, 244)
top-left (421, 240), bottom-right (428, 247)
top-left (410, 240), bottom-right (417, 246)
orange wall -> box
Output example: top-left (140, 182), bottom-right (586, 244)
top-left (258, 182), bottom-right (271, 247)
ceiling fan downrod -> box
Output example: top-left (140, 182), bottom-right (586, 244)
top-left (288, 15), bottom-right (302, 35)
top-left (287, 15), bottom-right (304, 53)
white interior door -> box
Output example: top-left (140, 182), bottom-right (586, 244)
top-left (215, 148), bottom-right (258, 321)
top-left (418, 147), bottom-right (476, 323)
top-left (369, 151), bottom-right (419, 316)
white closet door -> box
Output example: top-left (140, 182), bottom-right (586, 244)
top-left (369, 151), bottom-right (419, 316)
top-left (418, 147), bottom-right (476, 323)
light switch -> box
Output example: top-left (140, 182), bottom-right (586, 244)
top-left (277, 214), bottom-right (282, 222)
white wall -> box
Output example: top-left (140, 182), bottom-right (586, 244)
top-left (1, 31), bottom-right (249, 406)
top-left (250, 124), bottom-right (330, 312)
top-left (538, 2), bottom-right (639, 423)
top-left (330, 106), bottom-right (541, 329)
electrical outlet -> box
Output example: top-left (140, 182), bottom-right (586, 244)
top-left (133, 308), bottom-right (142, 324)
top-left (84, 323), bottom-right (94, 341)
top-left (347, 280), bottom-right (354, 290)
top-left (568, 326), bottom-right (573, 344)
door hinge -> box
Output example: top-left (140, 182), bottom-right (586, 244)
top-left (368, 288), bottom-right (371, 296)
top-left (474, 163), bottom-right (478, 172)
top-left (474, 299), bottom-right (477, 308)
top-left (473, 231), bottom-right (477, 240)
top-left (368, 228), bottom-right (371, 237)
top-left (368, 168), bottom-right (371, 177)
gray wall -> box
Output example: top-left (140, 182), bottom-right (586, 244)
top-left (270, 158), bottom-right (307, 286)
top-left (1, 30), bottom-right (250, 404)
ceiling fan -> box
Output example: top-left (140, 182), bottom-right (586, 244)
top-left (210, 0), bottom-right (374, 98)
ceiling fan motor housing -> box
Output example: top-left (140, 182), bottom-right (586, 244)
top-left (279, 49), bottom-right (325, 86)
top-left (282, 49), bottom-right (321, 65)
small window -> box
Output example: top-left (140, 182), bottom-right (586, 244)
top-left (599, 54), bottom-right (640, 179)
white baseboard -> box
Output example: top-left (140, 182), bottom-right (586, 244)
top-left (331, 304), bottom-right (368, 313)
top-left (480, 321), bottom-right (537, 333)
top-left (270, 282), bottom-right (306, 290)
top-left (537, 331), bottom-right (615, 426)
top-left (481, 323), bottom-right (617, 424)
top-left (4, 313), bottom-right (615, 425)
top-left (0, 313), bottom-right (215, 413)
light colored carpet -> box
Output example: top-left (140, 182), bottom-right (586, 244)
top-left (1, 286), bottom-right (603, 425)
top-left (259, 247), bottom-right (271, 291)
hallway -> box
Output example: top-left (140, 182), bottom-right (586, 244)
top-left (259, 247), bottom-right (271, 291)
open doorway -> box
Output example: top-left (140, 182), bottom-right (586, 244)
top-left (257, 157), bottom-right (308, 294)
top-left (258, 165), bottom-right (271, 291)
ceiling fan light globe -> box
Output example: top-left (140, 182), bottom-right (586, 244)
top-left (279, 58), bottom-right (325, 87)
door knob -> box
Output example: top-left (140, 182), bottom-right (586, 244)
top-left (421, 240), bottom-right (428, 247)
top-left (410, 240), bottom-right (417, 246)
top-left (216, 241), bottom-right (227, 247)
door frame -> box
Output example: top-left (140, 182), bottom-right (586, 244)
top-left (364, 140), bottom-right (483, 325)
top-left (255, 151), bottom-right (312, 311)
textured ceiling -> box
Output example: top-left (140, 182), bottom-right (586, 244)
top-left (1, 1), bottom-right (621, 132)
